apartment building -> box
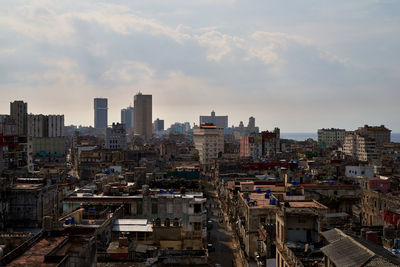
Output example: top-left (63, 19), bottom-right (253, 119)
top-left (199, 110), bottom-right (228, 128)
top-left (317, 128), bottom-right (346, 148)
top-left (344, 132), bottom-right (379, 162)
top-left (356, 125), bottom-right (391, 148)
top-left (275, 200), bottom-right (327, 267)
top-left (193, 124), bottom-right (224, 166)
top-left (106, 123), bottom-right (127, 150)
top-left (28, 114), bottom-right (64, 137)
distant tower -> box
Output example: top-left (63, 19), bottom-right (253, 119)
top-left (153, 118), bottom-right (164, 132)
top-left (94, 98), bottom-right (108, 129)
top-left (134, 93), bottom-right (152, 140)
top-left (121, 106), bottom-right (134, 131)
top-left (10, 100), bottom-right (27, 136)
top-left (248, 116), bottom-right (255, 129)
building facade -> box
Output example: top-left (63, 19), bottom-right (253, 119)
top-left (193, 124), bottom-right (224, 165)
top-left (10, 101), bottom-right (27, 136)
top-left (28, 114), bottom-right (64, 137)
top-left (317, 128), bottom-right (346, 147)
top-left (134, 93), bottom-right (152, 140)
top-left (240, 129), bottom-right (280, 158)
top-left (106, 123), bottom-right (127, 150)
top-left (356, 125), bottom-right (391, 148)
top-left (121, 106), bottom-right (134, 132)
top-left (153, 118), bottom-right (164, 132)
top-left (344, 132), bottom-right (379, 162)
top-left (94, 98), bottom-right (108, 129)
top-left (199, 111), bottom-right (228, 128)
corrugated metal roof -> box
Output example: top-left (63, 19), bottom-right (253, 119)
top-left (321, 237), bottom-right (374, 267)
top-left (321, 228), bottom-right (400, 266)
top-left (321, 228), bottom-right (346, 243)
top-left (364, 257), bottom-right (400, 267)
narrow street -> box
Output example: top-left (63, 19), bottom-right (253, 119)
top-left (207, 191), bottom-right (245, 267)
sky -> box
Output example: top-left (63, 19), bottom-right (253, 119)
top-left (0, 0), bottom-right (399, 132)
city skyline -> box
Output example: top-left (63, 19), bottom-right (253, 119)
top-left (0, 1), bottom-right (399, 131)
top-left (1, 96), bottom-right (399, 133)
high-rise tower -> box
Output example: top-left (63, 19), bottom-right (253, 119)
top-left (94, 98), bottom-right (108, 129)
top-left (134, 93), bottom-right (152, 140)
top-left (10, 100), bottom-right (27, 136)
top-left (121, 106), bottom-right (134, 131)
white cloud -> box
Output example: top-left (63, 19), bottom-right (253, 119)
top-left (102, 61), bottom-right (155, 83)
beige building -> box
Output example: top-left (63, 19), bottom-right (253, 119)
top-left (343, 132), bottom-right (379, 162)
top-left (317, 128), bottom-right (345, 147)
top-left (134, 93), bottom-right (152, 140)
top-left (28, 114), bottom-right (64, 137)
top-left (356, 124), bottom-right (391, 148)
top-left (193, 124), bottom-right (224, 165)
top-left (275, 201), bottom-right (327, 267)
top-left (10, 100), bottom-right (27, 136)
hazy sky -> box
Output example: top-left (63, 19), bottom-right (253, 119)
top-left (1, 0), bottom-right (399, 132)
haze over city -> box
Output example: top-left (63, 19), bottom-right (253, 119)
top-left (1, 0), bottom-right (399, 131)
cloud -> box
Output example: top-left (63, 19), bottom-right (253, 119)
top-left (0, 0), bottom-right (399, 131)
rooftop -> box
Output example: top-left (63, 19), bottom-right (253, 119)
top-left (112, 219), bottom-right (153, 232)
top-left (321, 228), bottom-right (400, 267)
top-left (7, 236), bottom-right (67, 267)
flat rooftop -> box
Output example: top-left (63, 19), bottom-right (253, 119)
top-left (10, 183), bottom-right (43, 190)
top-left (8, 236), bottom-right (67, 267)
top-left (242, 193), bottom-right (278, 209)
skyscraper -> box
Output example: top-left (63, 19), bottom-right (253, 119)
top-left (153, 118), bottom-right (164, 132)
top-left (94, 98), bottom-right (108, 129)
top-left (121, 106), bottom-right (134, 132)
top-left (134, 93), bottom-right (152, 140)
top-left (10, 100), bottom-right (27, 136)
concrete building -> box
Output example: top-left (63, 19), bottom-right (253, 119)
top-left (240, 129), bottom-right (280, 158)
top-left (199, 110), bottom-right (228, 128)
top-left (361, 176), bottom-right (395, 227)
top-left (2, 180), bottom-right (58, 229)
top-left (193, 124), bottom-right (224, 165)
top-left (10, 100), bottom-right (27, 136)
top-left (106, 123), bottom-right (127, 150)
top-left (28, 114), bottom-right (46, 137)
top-left (30, 137), bottom-right (66, 157)
top-left (64, 189), bottom-right (207, 236)
top-left (345, 165), bottom-right (375, 179)
top-left (344, 132), bottom-right (379, 162)
top-left (121, 106), bottom-right (134, 131)
top-left (237, 191), bottom-right (278, 259)
top-left (318, 128), bottom-right (346, 148)
top-left (134, 93), bottom-right (152, 140)
top-left (28, 114), bottom-right (64, 137)
top-left (275, 200), bottom-right (327, 267)
top-left (153, 118), bottom-right (164, 132)
top-left (240, 134), bottom-right (262, 158)
top-left (94, 98), bottom-right (108, 129)
top-left (47, 115), bottom-right (64, 137)
top-left (356, 125), bottom-right (391, 148)
top-left (0, 115), bottom-right (17, 136)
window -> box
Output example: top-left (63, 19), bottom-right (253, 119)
top-left (194, 204), bottom-right (202, 213)
top-left (152, 203), bottom-right (158, 214)
top-left (136, 202), bottom-right (143, 215)
top-left (194, 222), bottom-right (202, 230)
